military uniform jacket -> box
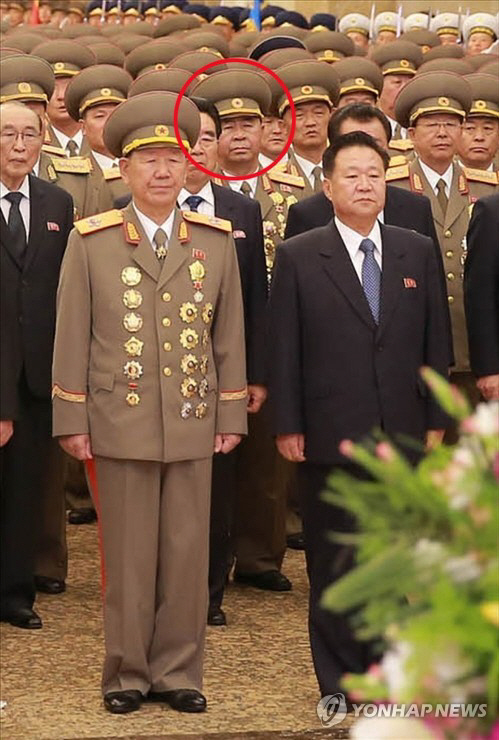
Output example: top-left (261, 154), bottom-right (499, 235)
top-left (286, 150), bottom-right (315, 199)
top-left (387, 157), bottom-right (498, 372)
top-left (52, 203), bottom-right (248, 462)
top-left (87, 152), bottom-right (131, 208)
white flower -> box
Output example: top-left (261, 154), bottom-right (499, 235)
top-left (452, 446), bottom-right (475, 469)
top-left (430, 645), bottom-right (472, 687)
top-left (444, 553), bottom-right (483, 583)
top-left (461, 402), bottom-right (499, 437)
top-left (381, 641), bottom-right (412, 699)
top-left (413, 539), bottom-right (446, 569)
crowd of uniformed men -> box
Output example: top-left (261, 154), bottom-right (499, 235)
top-left (0, 0), bottom-right (498, 718)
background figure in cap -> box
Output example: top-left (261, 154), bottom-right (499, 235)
top-left (372, 11), bottom-right (397, 46)
top-left (430, 13), bottom-right (461, 46)
top-left (52, 90), bottom-right (247, 715)
top-left (457, 73), bottom-right (499, 176)
top-left (309, 13), bottom-right (336, 33)
top-left (334, 57), bottom-right (383, 108)
top-left (0, 101), bottom-right (74, 629)
top-left (5, 1), bottom-right (25, 27)
top-left (338, 12), bottom-right (370, 50)
top-left (464, 194), bottom-right (499, 402)
top-left (463, 13), bottom-right (498, 56)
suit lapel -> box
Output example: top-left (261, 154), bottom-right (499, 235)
top-left (320, 221), bottom-right (376, 331)
top-left (377, 225), bottom-right (405, 340)
top-left (213, 185), bottom-right (234, 223)
top-left (123, 202), bottom-right (161, 282)
top-left (445, 164), bottom-right (467, 230)
top-left (157, 209), bottom-right (190, 289)
top-left (23, 176), bottom-right (46, 273)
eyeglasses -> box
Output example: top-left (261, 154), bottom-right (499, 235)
top-left (0, 130), bottom-right (41, 145)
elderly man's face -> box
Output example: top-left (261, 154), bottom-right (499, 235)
top-left (284, 101), bottom-right (330, 153)
top-left (261, 115), bottom-right (289, 159)
top-left (0, 105), bottom-right (42, 186)
top-left (218, 115), bottom-right (261, 168)
top-left (458, 116), bottom-right (499, 168)
top-left (323, 144), bottom-right (386, 223)
top-left (120, 146), bottom-right (186, 211)
top-left (82, 104), bottom-right (117, 156)
top-left (409, 113), bottom-right (462, 166)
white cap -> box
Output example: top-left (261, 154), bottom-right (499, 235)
top-left (462, 13), bottom-right (498, 43)
top-left (338, 13), bottom-right (370, 38)
top-left (403, 13), bottom-right (429, 33)
top-left (374, 11), bottom-right (398, 37)
top-left (429, 13), bottom-right (460, 38)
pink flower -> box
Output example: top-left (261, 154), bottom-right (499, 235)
top-left (377, 441), bottom-right (395, 462)
top-left (339, 439), bottom-right (354, 457)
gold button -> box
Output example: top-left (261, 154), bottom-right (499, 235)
top-left (163, 342), bottom-right (172, 351)
top-left (447, 272), bottom-right (455, 281)
top-left (448, 295), bottom-right (454, 304)
top-left (444, 229), bottom-right (452, 238)
top-left (163, 367), bottom-right (172, 377)
top-left (162, 317), bottom-right (171, 327)
top-left (445, 250), bottom-right (453, 258)
top-left (162, 292), bottom-right (171, 302)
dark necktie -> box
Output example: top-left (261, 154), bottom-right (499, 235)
top-left (393, 122), bottom-right (403, 139)
top-left (185, 195), bottom-right (204, 212)
top-left (436, 178), bottom-right (448, 217)
top-left (312, 165), bottom-right (323, 193)
top-left (359, 238), bottom-right (381, 324)
top-left (5, 192), bottom-right (27, 261)
top-left (66, 139), bottom-right (79, 157)
top-left (240, 181), bottom-right (252, 197)
top-left (153, 227), bottom-right (167, 260)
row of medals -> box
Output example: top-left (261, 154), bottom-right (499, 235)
top-left (120, 262), bottom-right (214, 419)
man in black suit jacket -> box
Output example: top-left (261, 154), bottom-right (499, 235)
top-left (268, 133), bottom-right (450, 699)
top-left (464, 194), bottom-right (499, 402)
top-left (0, 102), bottom-right (73, 628)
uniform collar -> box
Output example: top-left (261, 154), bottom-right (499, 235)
top-left (132, 202), bottom-right (175, 247)
top-left (0, 174), bottom-right (30, 200)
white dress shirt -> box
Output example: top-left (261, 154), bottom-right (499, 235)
top-left (293, 151), bottom-right (323, 188)
top-left (418, 159), bottom-right (454, 199)
top-left (387, 115), bottom-right (408, 139)
top-left (334, 216), bottom-right (382, 283)
top-left (1, 175), bottom-right (31, 238)
top-left (92, 150), bottom-right (120, 170)
top-left (259, 152), bottom-right (289, 169)
top-left (132, 202), bottom-right (175, 253)
top-left (51, 126), bottom-right (84, 156)
top-left (178, 181), bottom-right (215, 217)
top-left (224, 172), bottom-right (258, 198)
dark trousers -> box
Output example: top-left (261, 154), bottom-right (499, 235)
top-left (209, 448), bottom-right (237, 609)
top-left (0, 375), bottom-right (52, 614)
top-left (297, 462), bottom-right (378, 698)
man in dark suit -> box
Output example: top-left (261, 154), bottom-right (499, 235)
top-left (0, 102), bottom-right (73, 629)
top-left (268, 132), bottom-right (450, 699)
top-left (464, 194), bottom-right (499, 402)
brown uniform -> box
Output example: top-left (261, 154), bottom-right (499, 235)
top-left (52, 203), bottom-right (247, 694)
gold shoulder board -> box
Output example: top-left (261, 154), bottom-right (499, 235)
top-left (385, 164), bottom-right (410, 182)
top-left (389, 155), bottom-right (408, 168)
top-left (74, 209), bottom-right (124, 235)
top-left (42, 144), bottom-right (67, 157)
top-left (389, 139), bottom-right (414, 152)
top-left (268, 170), bottom-right (305, 188)
top-left (462, 167), bottom-right (499, 185)
top-left (102, 167), bottom-right (122, 181)
top-left (182, 211), bottom-right (232, 232)
top-left (51, 157), bottom-right (92, 175)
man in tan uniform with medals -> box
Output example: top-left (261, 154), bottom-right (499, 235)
top-left (52, 91), bottom-right (247, 715)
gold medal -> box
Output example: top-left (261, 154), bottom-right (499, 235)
top-left (123, 360), bottom-right (143, 380)
top-left (195, 402), bottom-right (208, 419)
top-left (286, 195), bottom-right (298, 207)
top-left (198, 378), bottom-right (209, 398)
top-left (180, 401), bottom-right (192, 419)
top-left (123, 289), bottom-right (143, 309)
top-left (180, 328), bottom-right (198, 349)
top-left (202, 329), bottom-right (209, 348)
top-left (270, 192), bottom-right (284, 205)
top-left (126, 391), bottom-right (140, 406)
top-left (200, 355), bottom-right (208, 375)
top-left (121, 266), bottom-right (142, 286)
top-left (123, 337), bottom-right (144, 357)
top-left (123, 312), bottom-right (143, 332)
top-left (277, 213), bottom-right (285, 224)
top-left (181, 377), bottom-right (197, 398)
top-left (201, 303), bottom-right (213, 324)
top-left (180, 353), bottom-right (198, 375)
top-left (189, 260), bottom-right (205, 281)
top-left (179, 302), bottom-right (198, 323)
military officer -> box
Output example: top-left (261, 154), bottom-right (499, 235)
top-left (276, 59), bottom-right (340, 198)
top-left (123, 37), bottom-right (186, 78)
top-left (429, 12), bottom-right (461, 45)
top-left (52, 91), bottom-right (247, 714)
top-left (392, 71), bottom-right (489, 409)
top-left (463, 12), bottom-right (498, 56)
top-left (371, 40), bottom-right (422, 157)
top-left (304, 29), bottom-right (355, 63)
top-left (372, 11), bottom-right (398, 45)
top-left (334, 56), bottom-right (384, 109)
top-left (65, 64), bottom-right (132, 203)
top-left (457, 73), bottom-right (499, 180)
top-left (338, 12), bottom-right (370, 51)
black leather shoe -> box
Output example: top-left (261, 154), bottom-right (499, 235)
top-left (104, 690), bottom-right (142, 714)
top-left (68, 507), bottom-right (97, 525)
top-left (286, 532), bottom-right (305, 550)
top-left (2, 607), bottom-right (42, 630)
top-left (234, 569), bottom-right (292, 591)
top-left (35, 576), bottom-right (66, 595)
top-left (207, 605), bottom-right (226, 626)
top-left (149, 689), bottom-right (206, 713)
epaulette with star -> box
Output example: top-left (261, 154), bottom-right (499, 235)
top-left (268, 169), bottom-right (305, 188)
top-left (389, 139), bottom-right (414, 152)
top-left (389, 155), bottom-right (408, 168)
top-left (462, 167), bottom-right (499, 185)
top-left (50, 156), bottom-right (92, 175)
top-left (102, 167), bottom-right (122, 181)
top-left (182, 211), bottom-right (232, 232)
top-left (74, 209), bottom-right (124, 235)
top-left (385, 163), bottom-right (410, 182)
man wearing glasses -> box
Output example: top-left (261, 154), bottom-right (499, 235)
top-left (0, 102), bottom-right (73, 629)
